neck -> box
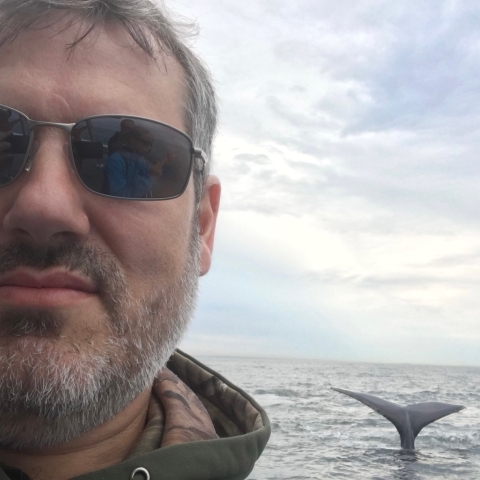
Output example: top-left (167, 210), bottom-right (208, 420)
top-left (0, 389), bottom-right (151, 480)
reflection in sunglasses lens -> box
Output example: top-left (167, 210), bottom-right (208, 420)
top-left (0, 108), bottom-right (31, 186)
top-left (72, 117), bottom-right (192, 199)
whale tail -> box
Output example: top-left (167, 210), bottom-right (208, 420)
top-left (332, 387), bottom-right (465, 449)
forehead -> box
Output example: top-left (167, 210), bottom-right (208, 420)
top-left (0, 17), bottom-right (186, 129)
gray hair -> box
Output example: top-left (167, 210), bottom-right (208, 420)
top-left (0, 0), bottom-right (217, 202)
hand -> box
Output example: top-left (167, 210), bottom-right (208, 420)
top-left (150, 161), bottom-right (164, 177)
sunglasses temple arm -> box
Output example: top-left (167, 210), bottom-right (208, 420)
top-left (193, 148), bottom-right (207, 174)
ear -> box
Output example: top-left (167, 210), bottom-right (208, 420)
top-left (198, 176), bottom-right (221, 276)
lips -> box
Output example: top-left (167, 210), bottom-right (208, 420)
top-left (0, 269), bottom-right (97, 292)
top-left (0, 268), bottom-right (97, 307)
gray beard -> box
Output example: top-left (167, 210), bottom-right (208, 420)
top-left (0, 225), bottom-right (200, 449)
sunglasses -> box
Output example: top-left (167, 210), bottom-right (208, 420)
top-left (0, 104), bottom-right (206, 200)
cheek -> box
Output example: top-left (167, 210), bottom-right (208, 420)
top-left (87, 197), bottom-right (194, 287)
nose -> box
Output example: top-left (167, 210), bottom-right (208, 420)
top-left (2, 131), bottom-right (90, 245)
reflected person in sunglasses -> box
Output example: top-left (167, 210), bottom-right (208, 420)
top-left (107, 118), bottom-right (136, 155)
top-left (104, 125), bottom-right (159, 198)
top-left (0, 0), bottom-right (269, 479)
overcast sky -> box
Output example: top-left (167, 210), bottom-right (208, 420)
top-left (174, 0), bottom-right (480, 366)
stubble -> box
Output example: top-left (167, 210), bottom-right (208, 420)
top-left (0, 224), bottom-right (200, 449)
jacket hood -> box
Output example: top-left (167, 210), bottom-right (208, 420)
top-left (68, 350), bottom-right (271, 480)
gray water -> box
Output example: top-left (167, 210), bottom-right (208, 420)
top-left (199, 356), bottom-right (480, 479)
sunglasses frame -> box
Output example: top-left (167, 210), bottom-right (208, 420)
top-left (0, 104), bottom-right (207, 201)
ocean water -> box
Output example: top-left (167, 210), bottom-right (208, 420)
top-left (199, 356), bottom-right (480, 479)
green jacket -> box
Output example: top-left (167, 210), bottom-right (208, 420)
top-left (0, 350), bottom-right (270, 480)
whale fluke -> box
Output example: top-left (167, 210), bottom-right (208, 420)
top-left (332, 387), bottom-right (465, 449)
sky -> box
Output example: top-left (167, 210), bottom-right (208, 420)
top-left (174, 0), bottom-right (480, 366)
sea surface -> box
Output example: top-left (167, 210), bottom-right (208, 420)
top-left (198, 356), bottom-right (480, 479)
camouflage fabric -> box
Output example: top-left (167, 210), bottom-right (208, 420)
top-left (167, 351), bottom-right (265, 438)
top-left (127, 367), bottom-right (219, 457)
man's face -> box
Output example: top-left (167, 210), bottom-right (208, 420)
top-left (120, 119), bottom-right (136, 132)
top-left (128, 126), bottom-right (154, 156)
top-left (0, 19), bottom-right (218, 448)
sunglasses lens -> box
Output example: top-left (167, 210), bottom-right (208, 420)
top-left (0, 107), bottom-right (31, 186)
top-left (71, 117), bottom-right (194, 199)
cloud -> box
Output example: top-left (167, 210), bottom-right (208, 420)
top-left (304, 270), bottom-right (479, 288)
top-left (233, 153), bottom-right (271, 165)
top-left (426, 251), bottom-right (480, 267)
top-left (174, 0), bottom-right (480, 365)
